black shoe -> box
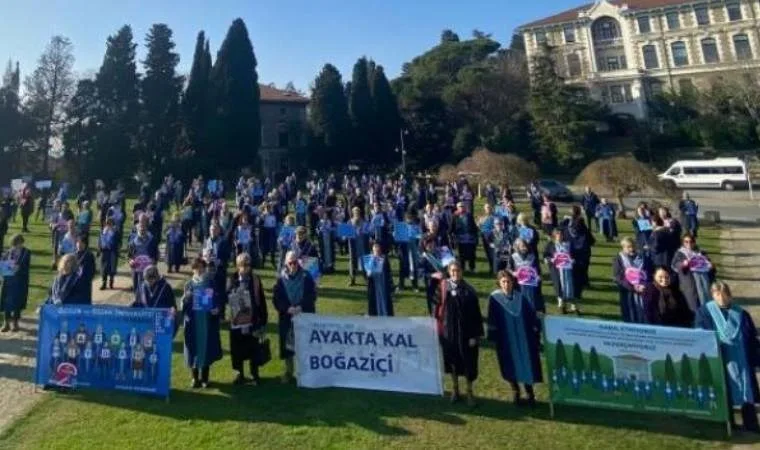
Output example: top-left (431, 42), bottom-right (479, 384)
top-left (99, 285), bottom-right (106, 291)
top-left (233, 373), bottom-right (247, 385)
top-left (527, 396), bottom-right (537, 408)
top-left (191, 379), bottom-right (201, 389)
top-left (513, 392), bottom-right (525, 406)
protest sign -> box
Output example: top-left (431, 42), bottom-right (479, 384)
top-left (544, 317), bottom-right (729, 424)
top-left (294, 314), bottom-right (443, 395)
top-left (35, 305), bottom-right (173, 398)
top-left (336, 223), bottom-right (356, 239)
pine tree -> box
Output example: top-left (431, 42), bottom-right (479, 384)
top-left (0, 61), bottom-right (29, 178)
top-left (181, 32), bottom-right (212, 174)
top-left (63, 79), bottom-right (99, 181)
top-left (348, 57), bottom-right (374, 162)
top-left (370, 65), bottom-right (401, 166)
top-left (141, 24), bottom-right (183, 181)
top-left (308, 64), bottom-right (351, 168)
top-left (208, 18), bottom-right (261, 173)
top-left (94, 25), bottom-right (141, 182)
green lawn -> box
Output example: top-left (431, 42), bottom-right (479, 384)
top-left (0, 204), bottom-right (734, 449)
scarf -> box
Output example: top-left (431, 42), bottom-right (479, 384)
top-left (283, 269), bottom-right (306, 306)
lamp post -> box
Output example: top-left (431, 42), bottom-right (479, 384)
top-left (395, 129), bottom-right (409, 174)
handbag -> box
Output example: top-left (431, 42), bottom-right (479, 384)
top-left (255, 336), bottom-right (272, 366)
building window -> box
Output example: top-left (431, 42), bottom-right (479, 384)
top-left (563, 25), bottom-right (576, 43)
top-left (566, 54), bottom-right (581, 76)
top-left (642, 45), bottom-right (659, 69)
top-left (606, 56), bottom-right (620, 71)
top-left (637, 16), bottom-right (651, 33)
top-left (624, 85), bottom-right (633, 102)
top-left (666, 11), bottom-right (681, 30)
top-left (278, 131), bottom-right (289, 148)
top-left (610, 85), bottom-right (624, 103)
top-left (601, 88), bottom-right (610, 104)
top-left (694, 5), bottom-right (710, 25)
top-left (734, 34), bottom-right (753, 60)
top-left (679, 78), bottom-right (695, 93)
top-left (671, 41), bottom-right (689, 66)
top-left (592, 17), bottom-right (620, 41)
top-left (647, 79), bottom-right (664, 98)
top-left (701, 38), bottom-right (720, 63)
top-left (535, 30), bottom-right (547, 44)
top-left (727, 1), bottom-right (743, 21)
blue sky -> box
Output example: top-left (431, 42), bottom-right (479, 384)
top-left (0, 0), bottom-right (578, 92)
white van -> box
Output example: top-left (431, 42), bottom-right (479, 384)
top-left (658, 157), bottom-right (749, 190)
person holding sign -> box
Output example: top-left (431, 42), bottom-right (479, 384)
top-left (678, 192), bottom-right (699, 238)
top-left (420, 236), bottom-right (446, 316)
top-left (450, 202), bottom-right (478, 273)
top-left (486, 217), bottom-right (511, 275)
top-left (133, 265), bottom-right (177, 312)
top-left (127, 222), bottom-right (159, 294)
top-left (273, 251), bottom-right (317, 384)
top-left (98, 218), bottom-right (118, 290)
top-left (613, 237), bottom-right (653, 323)
top-left (49, 254), bottom-right (82, 305)
top-left (0, 235), bottom-right (30, 332)
top-left (641, 268), bottom-right (693, 327)
top-left (365, 243), bottom-right (394, 317)
top-left (234, 213), bottom-right (255, 263)
top-left (695, 281), bottom-right (760, 433)
top-left (227, 253), bottom-right (268, 385)
top-left (347, 207), bottom-right (368, 287)
top-left (317, 210), bottom-right (336, 274)
top-left (277, 215), bottom-right (297, 272)
top-left (631, 204), bottom-right (653, 252)
top-left (508, 238), bottom-right (544, 314)
top-left (258, 204), bottom-right (278, 268)
top-left (434, 262), bottom-right (483, 406)
top-left (487, 271), bottom-right (542, 406)
top-left (478, 204), bottom-right (496, 270)
top-left (595, 198), bottom-right (617, 242)
top-left (544, 229), bottom-right (580, 315)
top-left (181, 258), bottom-right (223, 389)
top-left (165, 217), bottom-right (185, 273)
top-left (671, 234), bottom-right (715, 312)
top-left (395, 212), bottom-right (421, 292)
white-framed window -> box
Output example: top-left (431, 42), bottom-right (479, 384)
top-left (701, 37), bottom-right (720, 63)
top-left (637, 16), bottom-right (651, 33)
top-left (694, 4), bottom-right (710, 25)
top-left (642, 44), bottom-right (659, 69)
top-left (734, 33), bottom-right (753, 60)
top-left (726, 1), bottom-right (743, 21)
top-left (563, 25), bottom-right (576, 43)
top-left (566, 53), bottom-right (581, 76)
top-left (666, 11), bottom-right (681, 30)
top-left (671, 41), bottom-right (689, 66)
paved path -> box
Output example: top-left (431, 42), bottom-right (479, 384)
top-left (0, 244), bottom-right (195, 435)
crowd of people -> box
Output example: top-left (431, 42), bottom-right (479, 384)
top-left (0, 172), bottom-right (756, 431)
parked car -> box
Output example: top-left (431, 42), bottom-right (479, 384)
top-left (537, 179), bottom-right (575, 202)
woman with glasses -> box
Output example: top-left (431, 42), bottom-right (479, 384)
top-left (228, 253), bottom-right (268, 385)
top-left (695, 281), bottom-right (760, 433)
top-left (671, 234), bottom-right (715, 313)
top-left (641, 268), bottom-right (692, 327)
top-left (133, 265), bottom-right (176, 310)
top-left (273, 251), bottom-right (317, 383)
top-left (434, 261), bottom-right (483, 406)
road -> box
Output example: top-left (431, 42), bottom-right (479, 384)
top-left (625, 190), bottom-right (759, 222)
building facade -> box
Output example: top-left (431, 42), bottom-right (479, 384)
top-left (519, 0), bottom-right (760, 119)
top-left (259, 84), bottom-right (309, 177)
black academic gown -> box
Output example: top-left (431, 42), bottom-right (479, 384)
top-left (227, 273), bottom-right (268, 371)
top-left (74, 249), bottom-right (96, 305)
top-left (434, 279), bottom-right (483, 381)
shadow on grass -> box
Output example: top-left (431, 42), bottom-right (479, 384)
top-left (59, 383), bottom-right (730, 441)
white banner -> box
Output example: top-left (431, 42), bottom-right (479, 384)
top-left (293, 314), bottom-right (443, 395)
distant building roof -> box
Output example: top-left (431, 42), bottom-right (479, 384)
top-left (259, 84), bottom-right (309, 104)
top-left (520, 0), bottom-right (694, 29)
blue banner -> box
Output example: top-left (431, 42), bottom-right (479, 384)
top-left (336, 223), bottom-right (356, 239)
top-left (35, 305), bottom-right (173, 398)
top-left (393, 222), bottom-right (410, 243)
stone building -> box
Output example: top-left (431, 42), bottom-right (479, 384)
top-left (259, 84), bottom-right (309, 178)
top-left (518, 0), bottom-right (760, 119)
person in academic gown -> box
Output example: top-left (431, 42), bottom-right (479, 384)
top-left (642, 268), bottom-right (693, 327)
top-left (631, 205), bottom-right (653, 253)
top-left (293, 226), bottom-right (319, 261)
top-left (515, 213), bottom-right (539, 256)
top-left (396, 213), bottom-right (421, 291)
top-left (49, 254), bottom-right (83, 305)
top-left (487, 271), bottom-right (542, 406)
top-left (695, 281), bottom-right (760, 433)
top-left (420, 236), bottom-right (446, 316)
top-left (563, 207), bottom-right (595, 291)
top-left (508, 238), bottom-right (544, 314)
top-left (478, 204), bottom-right (496, 271)
top-left (367, 243), bottom-right (394, 317)
top-left (227, 253), bottom-right (268, 385)
top-left (181, 258), bottom-right (223, 389)
top-left (316, 210), bottom-right (336, 274)
top-left (133, 265), bottom-right (177, 310)
top-left (647, 217), bottom-right (671, 268)
top-left (165, 218), bottom-right (185, 273)
top-left (486, 217), bottom-right (511, 275)
top-left (450, 202), bottom-right (478, 273)
top-left (613, 237), bottom-right (653, 323)
top-left (0, 234), bottom-right (30, 332)
top-left (434, 262), bottom-right (483, 406)
top-left (581, 187), bottom-right (600, 233)
top-left (127, 222), bottom-right (159, 293)
top-left (73, 235), bottom-right (96, 305)
top-left (671, 234), bottom-right (715, 313)
top-left (679, 192), bottom-right (699, 238)
top-left (543, 229), bottom-right (581, 315)
top-left (273, 251), bottom-right (317, 383)
top-left (203, 223), bottom-right (232, 309)
top-left (347, 208), bottom-right (370, 286)
top-left (98, 218), bottom-right (118, 290)
top-left (595, 199), bottom-right (617, 242)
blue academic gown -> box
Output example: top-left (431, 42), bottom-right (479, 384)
top-left (367, 257), bottom-right (394, 317)
top-left (273, 269), bottom-right (317, 359)
top-left (166, 227), bottom-right (185, 269)
top-left (182, 277), bottom-right (223, 369)
top-left (695, 302), bottom-right (760, 407)
top-left (487, 289), bottom-right (543, 385)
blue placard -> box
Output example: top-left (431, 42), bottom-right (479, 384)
top-left (636, 219), bottom-right (653, 232)
top-left (192, 287), bottom-right (214, 311)
top-left (59, 238), bottom-right (76, 255)
top-left (337, 223), bottom-right (356, 239)
top-left (439, 247), bottom-right (456, 267)
top-left (0, 260), bottom-right (15, 277)
top-left (237, 227), bottom-right (251, 245)
top-left (371, 214), bottom-right (385, 229)
top-left (278, 226), bottom-right (295, 246)
top-left (408, 224), bottom-right (421, 240)
top-left (479, 217), bottom-right (495, 235)
top-left (253, 186), bottom-right (264, 197)
top-left (302, 257), bottom-right (321, 283)
top-left (207, 180), bottom-right (218, 194)
top-left (393, 222), bottom-right (410, 243)
top-left (295, 201), bottom-right (307, 215)
top-left (495, 206), bottom-right (508, 218)
top-left (362, 255), bottom-right (384, 276)
top-left (518, 226), bottom-right (535, 243)
top-left (35, 305), bottom-right (173, 397)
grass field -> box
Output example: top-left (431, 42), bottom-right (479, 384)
top-left (0, 203), bottom-right (736, 449)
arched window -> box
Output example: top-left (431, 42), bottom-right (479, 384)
top-left (734, 34), bottom-right (752, 61)
top-left (642, 45), bottom-right (659, 69)
top-left (701, 38), bottom-right (720, 63)
top-left (592, 17), bottom-right (620, 42)
top-left (671, 41), bottom-right (689, 67)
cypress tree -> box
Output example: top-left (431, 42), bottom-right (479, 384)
top-left (664, 354), bottom-right (676, 384)
top-left (141, 24), bottom-right (183, 181)
top-left (348, 57), bottom-right (374, 162)
top-left (308, 63), bottom-right (351, 168)
top-left (555, 339), bottom-right (567, 371)
top-left (588, 346), bottom-right (600, 375)
top-left (698, 353), bottom-right (712, 386)
top-left (370, 65), bottom-right (401, 166)
top-left (181, 31), bottom-right (212, 173)
top-left (572, 343), bottom-right (585, 374)
top-left (208, 18), bottom-right (261, 173)
top-left (680, 354), bottom-right (694, 388)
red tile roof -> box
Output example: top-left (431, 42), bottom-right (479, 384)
top-left (259, 84), bottom-right (309, 104)
top-left (520, 0), bottom-right (695, 28)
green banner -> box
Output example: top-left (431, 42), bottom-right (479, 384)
top-left (544, 317), bottom-right (729, 423)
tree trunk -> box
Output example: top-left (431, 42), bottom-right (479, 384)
top-left (616, 193), bottom-right (627, 219)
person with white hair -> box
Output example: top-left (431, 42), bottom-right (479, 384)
top-left (272, 250), bottom-right (316, 383)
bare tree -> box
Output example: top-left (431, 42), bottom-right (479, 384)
top-left (24, 35), bottom-right (76, 175)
